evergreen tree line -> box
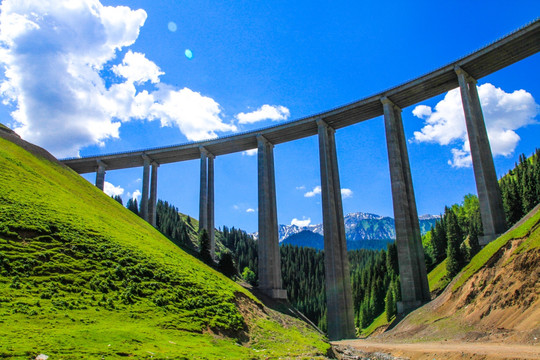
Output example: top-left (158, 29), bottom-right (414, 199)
top-left (351, 245), bottom-right (400, 328)
top-left (221, 226), bottom-right (258, 278)
top-left (423, 195), bottom-right (482, 277)
top-left (219, 229), bottom-right (400, 332)
top-left (500, 149), bottom-right (540, 226)
top-left (424, 149), bottom-right (540, 280)
top-left (155, 200), bottom-right (192, 248)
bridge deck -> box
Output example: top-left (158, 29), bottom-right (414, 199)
top-left (61, 19), bottom-right (540, 174)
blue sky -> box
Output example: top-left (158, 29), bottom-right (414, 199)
top-left (0, 0), bottom-right (539, 232)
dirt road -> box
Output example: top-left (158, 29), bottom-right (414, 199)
top-left (334, 339), bottom-right (540, 360)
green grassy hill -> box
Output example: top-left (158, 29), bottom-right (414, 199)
top-left (0, 130), bottom-right (330, 359)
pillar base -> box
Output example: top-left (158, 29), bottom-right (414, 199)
top-left (397, 300), bottom-right (422, 314)
top-left (260, 288), bottom-right (288, 300)
top-left (479, 233), bottom-right (502, 246)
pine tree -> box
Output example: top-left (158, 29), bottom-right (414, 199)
top-left (386, 243), bottom-right (399, 275)
top-left (431, 217), bottom-right (447, 263)
top-left (218, 251), bottom-right (236, 278)
top-left (198, 229), bottom-right (213, 265)
top-left (126, 198), bottom-right (139, 216)
top-left (385, 287), bottom-right (396, 321)
top-left (446, 210), bottom-right (462, 278)
top-left (468, 212), bottom-right (481, 257)
top-left (112, 195), bottom-right (123, 205)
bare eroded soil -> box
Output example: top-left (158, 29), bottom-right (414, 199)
top-left (335, 339), bottom-right (540, 360)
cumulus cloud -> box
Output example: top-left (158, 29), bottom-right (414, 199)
top-left (147, 86), bottom-right (237, 141)
top-left (128, 189), bottom-right (141, 201)
top-left (236, 105), bottom-right (290, 125)
top-left (341, 188), bottom-right (353, 198)
top-left (246, 208), bottom-right (256, 213)
top-left (112, 50), bottom-right (163, 84)
top-left (291, 217), bottom-right (311, 227)
top-left (103, 181), bottom-right (124, 197)
top-left (304, 186), bottom-right (321, 198)
top-left (304, 185), bottom-right (352, 198)
top-left (0, 0), bottom-right (238, 157)
top-left (242, 149), bottom-right (258, 156)
top-left (0, 0), bottom-right (146, 157)
top-left (412, 105), bottom-right (432, 118)
top-left (412, 83), bottom-right (538, 167)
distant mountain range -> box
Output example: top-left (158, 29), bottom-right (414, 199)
top-left (251, 212), bottom-right (439, 251)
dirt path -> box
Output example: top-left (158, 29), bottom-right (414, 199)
top-left (334, 339), bottom-right (540, 360)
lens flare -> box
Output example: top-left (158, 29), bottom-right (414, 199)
top-left (185, 49), bottom-right (193, 59)
top-left (167, 22), bottom-right (177, 32)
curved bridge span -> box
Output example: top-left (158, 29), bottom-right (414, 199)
top-left (63, 19), bottom-right (539, 172)
top-left (62, 19), bottom-right (540, 341)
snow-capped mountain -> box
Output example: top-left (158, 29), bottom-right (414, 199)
top-left (250, 212), bottom-right (440, 250)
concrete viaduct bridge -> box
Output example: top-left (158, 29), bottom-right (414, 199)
top-left (62, 19), bottom-right (540, 340)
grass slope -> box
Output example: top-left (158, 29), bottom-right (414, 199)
top-left (427, 258), bottom-right (449, 294)
top-left (0, 136), bottom-right (330, 359)
top-left (453, 204), bottom-right (540, 291)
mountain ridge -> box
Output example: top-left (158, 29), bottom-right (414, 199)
top-left (250, 212), bottom-right (439, 250)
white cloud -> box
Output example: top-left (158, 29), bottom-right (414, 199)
top-left (233, 204), bottom-right (240, 210)
top-left (112, 50), bottom-right (164, 84)
top-left (246, 208), bottom-right (256, 213)
top-left (412, 104), bottom-right (432, 118)
top-left (148, 86), bottom-right (237, 141)
top-left (304, 186), bottom-right (321, 197)
top-left (0, 0), bottom-right (147, 157)
top-left (236, 104), bottom-right (290, 124)
top-left (129, 189), bottom-right (141, 201)
top-left (296, 185), bottom-right (306, 190)
top-left (291, 217), bottom-right (311, 227)
top-left (341, 188), bottom-right (353, 198)
top-left (103, 181), bottom-right (124, 197)
top-left (0, 0), bottom-right (238, 157)
top-left (242, 149), bottom-right (257, 156)
top-left (413, 83), bottom-right (538, 168)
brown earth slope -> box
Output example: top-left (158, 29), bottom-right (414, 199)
top-left (336, 205), bottom-right (540, 359)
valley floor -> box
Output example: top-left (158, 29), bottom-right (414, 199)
top-left (334, 339), bottom-right (540, 360)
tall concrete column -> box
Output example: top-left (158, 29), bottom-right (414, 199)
top-left (199, 147), bottom-right (215, 259)
top-left (207, 154), bottom-right (215, 257)
top-left (199, 148), bottom-right (208, 233)
top-left (141, 155), bottom-right (150, 222)
top-left (148, 162), bottom-right (159, 227)
top-left (455, 67), bottom-right (506, 244)
top-left (257, 135), bottom-right (287, 300)
top-left (381, 98), bottom-right (430, 312)
top-left (95, 160), bottom-right (106, 191)
top-left (317, 119), bottom-right (355, 341)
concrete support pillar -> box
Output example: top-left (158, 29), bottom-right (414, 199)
top-left (317, 119), bottom-right (355, 340)
top-left (95, 160), bottom-right (106, 191)
top-left (257, 135), bottom-right (287, 300)
top-left (381, 98), bottom-right (430, 313)
top-left (199, 147), bottom-right (215, 259)
top-left (141, 155), bottom-right (150, 222)
top-left (148, 162), bottom-right (159, 227)
top-left (207, 154), bottom-right (215, 257)
top-left (199, 149), bottom-right (208, 232)
top-left (455, 67), bottom-right (506, 244)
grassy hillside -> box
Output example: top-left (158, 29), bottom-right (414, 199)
top-left (0, 133), bottom-right (330, 359)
